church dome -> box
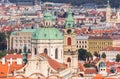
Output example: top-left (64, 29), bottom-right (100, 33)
top-left (32, 27), bottom-right (63, 40)
top-left (99, 61), bottom-right (106, 67)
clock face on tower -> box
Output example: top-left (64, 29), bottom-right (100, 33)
top-left (67, 29), bottom-right (72, 34)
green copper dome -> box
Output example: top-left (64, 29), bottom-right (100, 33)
top-left (43, 10), bottom-right (52, 20)
top-left (65, 9), bottom-right (74, 28)
top-left (32, 27), bottom-right (63, 40)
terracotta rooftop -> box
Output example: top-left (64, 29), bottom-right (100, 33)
top-left (102, 47), bottom-right (120, 51)
top-left (0, 61), bottom-right (24, 78)
top-left (3, 53), bottom-right (31, 59)
top-left (84, 68), bottom-right (97, 74)
top-left (4, 54), bottom-right (22, 59)
top-left (78, 62), bottom-right (85, 71)
top-left (93, 74), bottom-right (103, 79)
top-left (40, 53), bottom-right (67, 71)
top-left (88, 36), bottom-right (111, 40)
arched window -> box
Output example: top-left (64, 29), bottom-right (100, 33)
top-left (46, 22), bottom-right (48, 26)
top-left (15, 49), bottom-right (17, 53)
top-left (55, 48), bottom-right (58, 59)
top-left (44, 48), bottom-right (48, 54)
top-left (67, 57), bottom-right (71, 62)
top-left (34, 48), bottom-right (37, 55)
top-left (67, 37), bottom-right (71, 45)
top-left (19, 49), bottom-right (22, 53)
top-left (28, 49), bottom-right (31, 53)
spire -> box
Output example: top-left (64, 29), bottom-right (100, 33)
top-left (43, 2), bottom-right (51, 21)
top-left (107, 0), bottom-right (110, 8)
top-left (23, 44), bottom-right (28, 64)
top-left (65, 8), bottom-right (74, 28)
top-left (51, 6), bottom-right (56, 22)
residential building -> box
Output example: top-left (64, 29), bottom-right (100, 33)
top-left (111, 36), bottom-right (120, 47)
top-left (76, 35), bottom-right (89, 50)
top-left (100, 47), bottom-right (120, 61)
top-left (9, 29), bottom-right (36, 53)
top-left (88, 36), bottom-right (112, 54)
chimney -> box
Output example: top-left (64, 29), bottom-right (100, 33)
top-left (2, 58), bottom-right (5, 65)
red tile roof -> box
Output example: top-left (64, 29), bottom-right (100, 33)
top-left (78, 62), bottom-right (85, 71)
top-left (40, 53), bottom-right (67, 71)
top-left (3, 53), bottom-right (31, 59)
top-left (4, 54), bottom-right (22, 59)
top-left (0, 61), bottom-right (24, 78)
top-left (89, 36), bottom-right (111, 40)
top-left (84, 68), bottom-right (97, 74)
top-left (102, 47), bottom-right (120, 51)
top-left (93, 74), bottom-right (103, 79)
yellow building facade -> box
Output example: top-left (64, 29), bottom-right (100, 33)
top-left (88, 36), bottom-right (112, 54)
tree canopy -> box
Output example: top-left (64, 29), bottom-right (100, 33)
top-left (0, 32), bottom-right (7, 51)
top-left (116, 54), bottom-right (120, 62)
top-left (94, 52), bottom-right (100, 58)
top-left (78, 49), bottom-right (92, 61)
top-left (101, 53), bottom-right (106, 58)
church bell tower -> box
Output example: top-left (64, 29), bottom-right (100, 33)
top-left (106, 0), bottom-right (111, 22)
top-left (63, 9), bottom-right (78, 74)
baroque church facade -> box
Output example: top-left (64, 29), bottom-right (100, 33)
top-left (13, 9), bottom-right (79, 79)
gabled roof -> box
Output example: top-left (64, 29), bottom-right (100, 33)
top-left (40, 53), bottom-right (66, 71)
top-left (84, 68), bottom-right (97, 74)
top-left (3, 53), bottom-right (31, 59)
top-left (4, 54), bottom-right (22, 59)
top-left (88, 36), bottom-right (111, 40)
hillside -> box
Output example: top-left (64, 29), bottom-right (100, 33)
top-left (9, 0), bottom-right (120, 8)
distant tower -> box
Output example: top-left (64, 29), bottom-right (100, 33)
top-left (34, 0), bottom-right (38, 5)
top-left (43, 10), bottom-right (53, 27)
top-left (51, 8), bottom-right (56, 25)
top-left (106, 0), bottom-right (111, 22)
top-left (23, 44), bottom-right (28, 64)
top-left (63, 9), bottom-right (78, 74)
top-left (117, 8), bottom-right (120, 22)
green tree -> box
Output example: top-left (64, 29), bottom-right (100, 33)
top-left (0, 32), bottom-right (7, 51)
top-left (0, 52), bottom-right (6, 59)
top-left (6, 32), bottom-right (11, 51)
top-left (101, 53), bottom-right (106, 58)
top-left (87, 52), bottom-right (93, 60)
top-left (78, 49), bottom-right (92, 61)
top-left (94, 52), bottom-right (99, 57)
top-left (116, 54), bottom-right (120, 62)
top-left (84, 63), bottom-right (92, 68)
